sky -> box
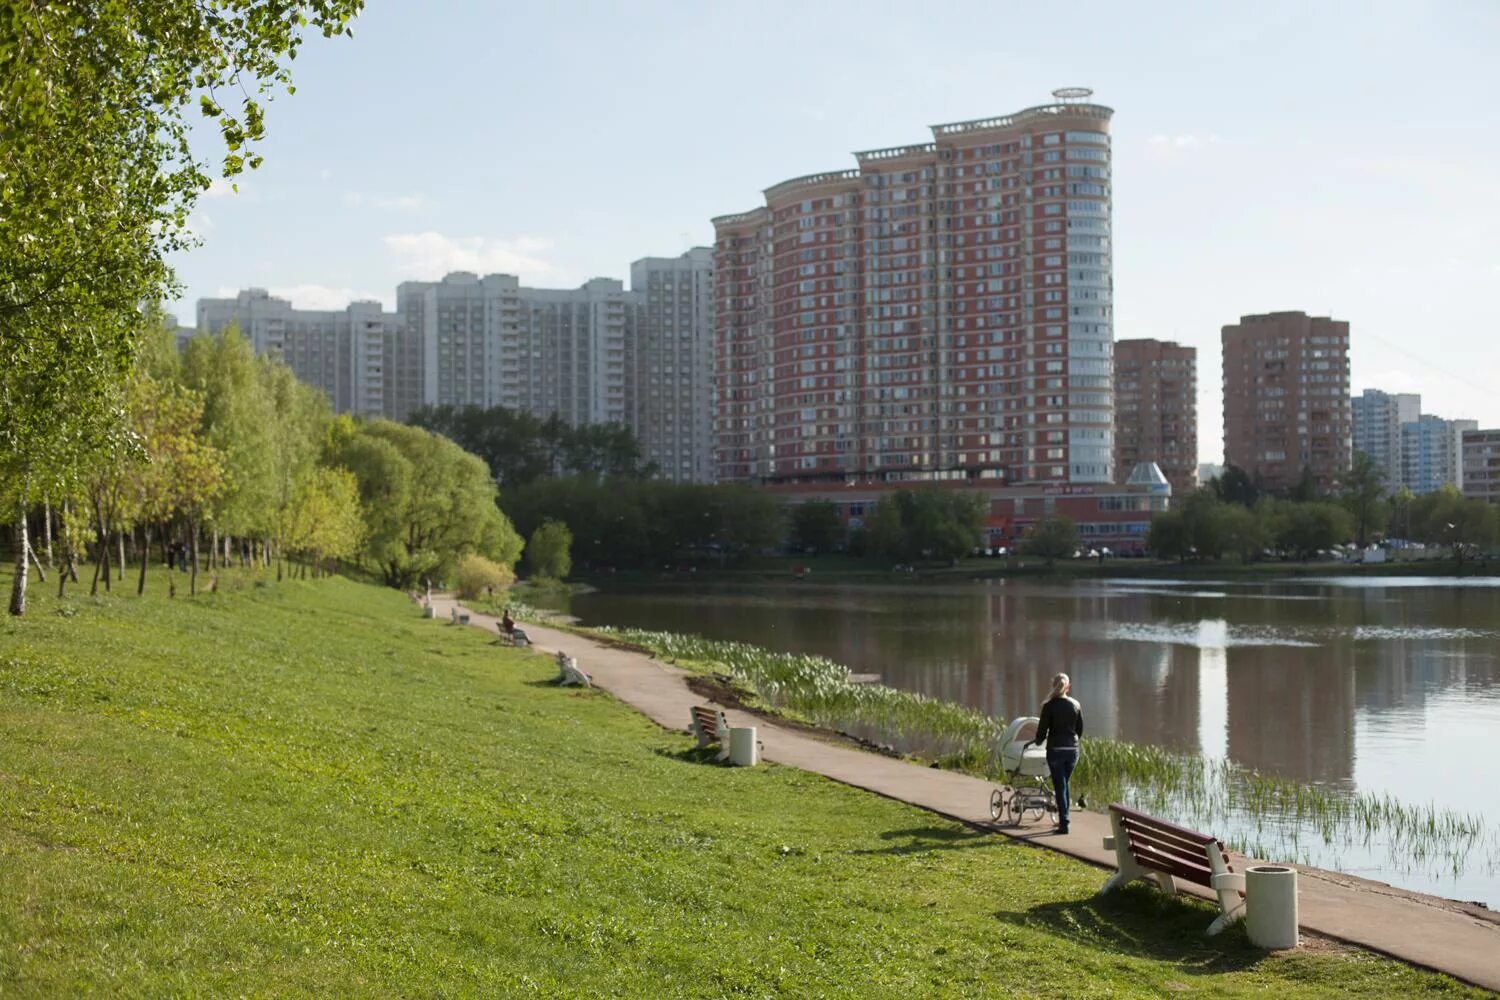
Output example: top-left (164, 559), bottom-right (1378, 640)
top-left (169, 0), bottom-right (1500, 465)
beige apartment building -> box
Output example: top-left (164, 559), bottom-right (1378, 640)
top-left (1222, 311), bottom-right (1351, 494)
top-left (1114, 338), bottom-right (1197, 496)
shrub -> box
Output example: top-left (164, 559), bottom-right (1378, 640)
top-left (525, 519), bottom-right (573, 580)
top-left (454, 553), bottom-right (514, 599)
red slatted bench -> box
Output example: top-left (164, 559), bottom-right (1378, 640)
top-left (1099, 803), bottom-right (1246, 935)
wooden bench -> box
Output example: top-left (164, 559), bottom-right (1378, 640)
top-left (689, 705), bottom-right (763, 763)
top-left (690, 705), bottom-right (732, 761)
top-left (1099, 803), bottom-right (1246, 936)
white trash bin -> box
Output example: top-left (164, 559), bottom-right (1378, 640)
top-left (729, 727), bottom-right (760, 767)
top-left (1245, 865), bottom-right (1299, 949)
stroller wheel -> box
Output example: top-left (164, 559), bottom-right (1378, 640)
top-left (990, 788), bottom-right (1005, 821)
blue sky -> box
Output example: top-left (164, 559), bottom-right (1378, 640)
top-left (171, 0), bottom-right (1500, 464)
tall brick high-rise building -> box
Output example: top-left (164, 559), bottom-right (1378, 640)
top-left (1222, 311), bottom-right (1351, 494)
top-left (712, 89), bottom-right (1114, 486)
top-left (1114, 339), bottom-right (1197, 496)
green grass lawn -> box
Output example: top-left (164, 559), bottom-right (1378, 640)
top-left (0, 569), bottom-right (1484, 997)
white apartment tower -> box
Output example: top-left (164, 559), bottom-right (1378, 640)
top-left (196, 290), bottom-right (401, 418)
top-left (629, 249), bottom-right (715, 482)
top-left (1351, 389), bottom-right (1420, 487)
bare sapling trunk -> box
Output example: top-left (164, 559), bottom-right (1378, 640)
top-left (10, 494), bottom-right (30, 616)
top-left (91, 502), bottom-right (109, 594)
top-left (137, 523), bottom-right (150, 596)
top-left (189, 518), bottom-right (200, 596)
top-left (28, 541), bottom-right (46, 584)
top-left (117, 532), bottom-right (126, 584)
top-left (43, 500), bottom-right (54, 568)
top-left (163, 522), bottom-right (176, 598)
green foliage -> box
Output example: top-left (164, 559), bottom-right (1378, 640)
top-left (788, 500), bottom-right (844, 553)
top-left (1266, 500), bottom-right (1354, 560)
top-left (329, 420), bottom-right (523, 589)
top-left (453, 552), bottom-right (514, 599)
top-left (525, 520), bottom-right (573, 580)
top-left (286, 466), bottom-right (365, 566)
top-left (1152, 493), bottom-right (1354, 563)
top-left (501, 478), bottom-right (782, 569)
top-left (1020, 515), bottom-right (1079, 564)
top-left (1409, 486), bottom-right (1500, 566)
top-left (862, 489), bottom-right (985, 562)
top-left (181, 327), bottom-right (279, 538)
top-left (1341, 452), bottom-right (1389, 547)
top-left (409, 404), bottom-right (654, 487)
top-left (259, 356), bottom-right (331, 573)
top-left (1209, 465), bottom-right (1260, 506)
top-left (1145, 509), bottom-right (1191, 561)
top-left (0, 577), bottom-right (1470, 995)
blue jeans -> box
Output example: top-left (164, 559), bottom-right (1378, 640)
top-left (1047, 748), bottom-right (1079, 828)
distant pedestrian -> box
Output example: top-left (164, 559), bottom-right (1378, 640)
top-left (1033, 672), bottom-right (1083, 835)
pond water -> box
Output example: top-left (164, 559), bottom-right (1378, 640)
top-left (564, 576), bottom-right (1500, 906)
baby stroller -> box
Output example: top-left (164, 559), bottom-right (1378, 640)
top-left (989, 716), bottom-right (1057, 825)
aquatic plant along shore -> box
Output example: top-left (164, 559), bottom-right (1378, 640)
top-left (601, 626), bottom-right (1500, 897)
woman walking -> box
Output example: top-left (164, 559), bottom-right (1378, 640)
top-left (1033, 672), bottom-right (1083, 834)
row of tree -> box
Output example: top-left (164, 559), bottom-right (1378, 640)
top-left (6, 322), bottom-right (526, 613)
top-left (1149, 486), bottom-right (1498, 565)
top-left (500, 477), bottom-right (783, 570)
top-left (409, 405), bottom-right (654, 488)
top-left (2, 2), bottom-right (366, 614)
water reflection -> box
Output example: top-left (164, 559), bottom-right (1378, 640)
top-left (569, 578), bottom-right (1500, 807)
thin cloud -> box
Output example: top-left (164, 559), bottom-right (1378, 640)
top-left (382, 231), bottom-right (556, 280)
top-left (344, 191), bottom-right (433, 211)
top-left (1148, 133), bottom-right (1224, 150)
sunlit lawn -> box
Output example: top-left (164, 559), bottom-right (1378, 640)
top-left (0, 567), bottom-right (1484, 996)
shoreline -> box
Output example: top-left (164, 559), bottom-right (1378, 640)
top-left (570, 557), bottom-right (1497, 588)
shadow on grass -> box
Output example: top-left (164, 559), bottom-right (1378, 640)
top-left (847, 825), bottom-right (996, 856)
top-left (995, 885), bottom-right (1264, 975)
top-left (651, 745), bottom-right (730, 767)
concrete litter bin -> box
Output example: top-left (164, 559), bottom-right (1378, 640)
top-left (1245, 865), bottom-right (1299, 949)
top-left (729, 727), bottom-right (760, 767)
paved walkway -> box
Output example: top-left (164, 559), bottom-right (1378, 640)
top-left (434, 597), bottom-right (1500, 992)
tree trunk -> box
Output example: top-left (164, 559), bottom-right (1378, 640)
top-left (189, 518), bottom-right (200, 596)
top-left (91, 503), bottom-right (109, 594)
top-left (209, 528), bottom-right (217, 570)
top-left (28, 542), bottom-right (46, 584)
top-left (117, 532), bottom-right (126, 584)
top-left (43, 500), bottom-right (54, 568)
top-left (9, 493), bottom-right (29, 616)
top-left (138, 523), bottom-right (150, 596)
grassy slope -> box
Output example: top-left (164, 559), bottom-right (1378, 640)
top-left (0, 570), bottom-right (1482, 998)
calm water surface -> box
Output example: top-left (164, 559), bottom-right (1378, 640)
top-left (565, 577), bottom-right (1500, 904)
